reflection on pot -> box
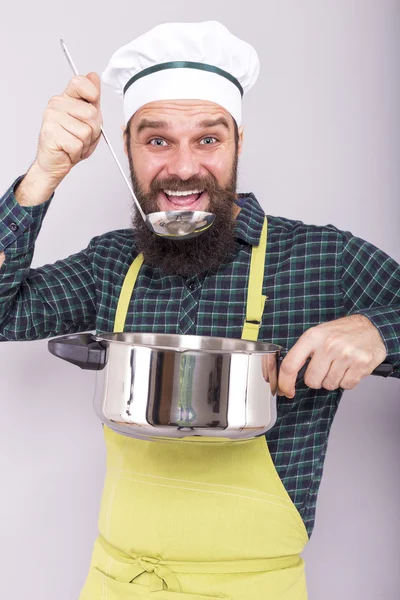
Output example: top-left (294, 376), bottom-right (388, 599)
top-left (261, 353), bottom-right (278, 396)
top-left (176, 353), bottom-right (198, 426)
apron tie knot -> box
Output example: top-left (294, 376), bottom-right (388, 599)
top-left (120, 556), bottom-right (181, 592)
top-left (137, 556), bottom-right (158, 573)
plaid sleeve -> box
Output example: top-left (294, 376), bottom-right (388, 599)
top-left (0, 175), bottom-right (53, 252)
top-left (0, 176), bottom-right (97, 341)
top-left (340, 231), bottom-right (400, 377)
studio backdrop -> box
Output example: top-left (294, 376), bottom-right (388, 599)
top-left (0, 1), bottom-right (399, 599)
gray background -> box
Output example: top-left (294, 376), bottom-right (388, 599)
top-left (1, 1), bottom-right (399, 598)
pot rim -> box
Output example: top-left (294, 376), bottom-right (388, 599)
top-left (94, 332), bottom-right (283, 355)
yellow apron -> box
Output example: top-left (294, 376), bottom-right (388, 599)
top-left (79, 218), bottom-right (309, 599)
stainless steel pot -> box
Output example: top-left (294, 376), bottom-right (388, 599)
top-left (48, 332), bottom-right (394, 442)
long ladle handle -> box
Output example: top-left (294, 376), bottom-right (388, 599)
top-left (59, 39), bottom-right (147, 222)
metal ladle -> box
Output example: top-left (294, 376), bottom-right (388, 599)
top-left (60, 39), bottom-right (215, 240)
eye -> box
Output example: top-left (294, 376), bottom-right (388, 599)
top-left (149, 138), bottom-right (168, 147)
top-left (200, 136), bottom-right (217, 145)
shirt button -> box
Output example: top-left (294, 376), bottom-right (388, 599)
top-left (188, 282), bottom-right (197, 292)
top-left (10, 222), bottom-right (19, 232)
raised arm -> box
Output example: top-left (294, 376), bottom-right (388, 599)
top-left (0, 72), bottom-right (104, 340)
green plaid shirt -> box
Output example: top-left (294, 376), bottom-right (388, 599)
top-left (1, 174), bottom-right (399, 537)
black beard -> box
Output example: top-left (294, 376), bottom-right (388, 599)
top-left (128, 158), bottom-right (239, 278)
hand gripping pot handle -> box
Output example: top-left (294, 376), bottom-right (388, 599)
top-left (278, 355), bottom-right (394, 379)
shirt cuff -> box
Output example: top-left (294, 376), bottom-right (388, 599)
top-left (353, 306), bottom-right (400, 368)
top-left (0, 175), bottom-right (54, 253)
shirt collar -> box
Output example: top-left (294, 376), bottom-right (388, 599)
top-left (234, 193), bottom-right (266, 246)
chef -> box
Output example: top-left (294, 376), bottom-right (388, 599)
top-left (0, 21), bottom-right (399, 599)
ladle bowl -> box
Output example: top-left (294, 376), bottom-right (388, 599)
top-left (147, 210), bottom-right (215, 238)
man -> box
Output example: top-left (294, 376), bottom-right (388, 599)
top-left (0, 21), bottom-right (399, 599)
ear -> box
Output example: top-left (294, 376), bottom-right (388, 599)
top-left (121, 124), bottom-right (128, 156)
top-left (238, 126), bottom-right (244, 156)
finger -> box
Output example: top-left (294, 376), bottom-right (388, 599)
top-left (339, 366), bottom-right (365, 390)
top-left (277, 329), bottom-right (318, 397)
top-left (261, 354), bottom-right (277, 384)
top-left (278, 356), bottom-right (309, 398)
top-left (261, 355), bottom-right (269, 382)
top-left (64, 96), bottom-right (101, 133)
top-left (302, 349), bottom-right (336, 390)
top-left (63, 74), bottom-right (100, 105)
top-left (320, 359), bottom-right (350, 391)
top-left (81, 134), bottom-right (102, 160)
top-left (56, 112), bottom-right (95, 157)
top-left (337, 349), bottom-right (373, 390)
top-left (54, 125), bottom-right (85, 165)
top-left (48, 95), bottom-right (101, 136)
top-left (85, 72), bottom-right (101, 107)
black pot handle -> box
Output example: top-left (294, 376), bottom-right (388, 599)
top-left (277, 355), bottom-right (395, 382)
top-left (48, 333), bottom-right (108, 371)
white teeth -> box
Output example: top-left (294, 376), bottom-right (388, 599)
top-left (163, 189), bottom-right (203, 197)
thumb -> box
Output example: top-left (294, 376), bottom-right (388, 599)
top-left (86, 72), bottom-right (101, 106)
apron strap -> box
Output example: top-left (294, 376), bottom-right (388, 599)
top-left (113, 253), bottom-right (144, 332)
top-left (241, 217), bottom-right (268, 342)
top-left (113, 216), bottom-right (268, 341)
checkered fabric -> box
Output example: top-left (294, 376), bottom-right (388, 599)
top-left (1, 174), bottom-right (399, 536)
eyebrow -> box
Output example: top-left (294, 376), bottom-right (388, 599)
top-left (136, 119), bottom-right (168, 134)
top-left (136, 116), bottom-right (231, 134)
top-left (196, 117), bottom-right (230, 130)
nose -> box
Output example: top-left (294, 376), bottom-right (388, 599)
top-left (165, 143), bottom-right (201, 181)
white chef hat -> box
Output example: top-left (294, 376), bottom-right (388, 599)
top-left (101, 21), bottom-right (259, 126)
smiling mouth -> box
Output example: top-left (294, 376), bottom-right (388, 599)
top-left (161, 189), bottom-right (205, 207)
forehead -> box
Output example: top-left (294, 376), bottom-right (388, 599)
top-left (131, 99), bottom-right (234, 131)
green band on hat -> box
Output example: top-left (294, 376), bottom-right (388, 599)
top-left (123, 61), bottom-right (244, 97)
